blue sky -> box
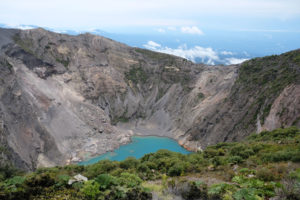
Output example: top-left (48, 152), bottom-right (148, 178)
top-left (1, 0), bottom-right (300, 65)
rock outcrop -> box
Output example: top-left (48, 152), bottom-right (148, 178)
top-left (0, 28), bottom-right (299, 170)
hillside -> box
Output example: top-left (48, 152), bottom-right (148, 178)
top-left (0, 127), bottom-right (299, 199)
top-left (0, 27), bottom-right (299, 171)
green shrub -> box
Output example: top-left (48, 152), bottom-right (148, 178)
top-left (95, 174), bottom-right (118, 190)
top-left (35, 167), bottom-right (59, 174)
top-left (84, 160), bottom-right (118, 178)
top-left (187, 153), bottom-right (205, 165)
top-left (143, 161), bottom-right (157, 170)
top-left (151, 157), bottom-right (175, 173)
top-left (119, 172), bottom-right (142, 188)
top-left (80, 180), bottom-right (101, 199)
top-left (203, 148), bottom-right (220, 158)
top-left (150, 149), bottom-right (175, 160)
top-left (248, 126), bottom-right (300, 142)
top-left (239, 168), bottom-right (255, 176)
top-left (291, 153), bottom-right (300, 162)
top-left (232, 175), bottom-right (278, 198)
top-left (256, 168), bottom-right (275, 181)
top-left (208, 183), bottom-right (236, 199)
top-left (107, 186), bottom-right (127, 199)
top-left (230, 144), bottom-right (255, 159)
top-left (261, 150), bottom-right (300, 162)
top-left (125, 187), bottom-right (152, 200)
top-left (63, 164), bottom-right (84, 174)
top-left (137, 163), bottom-right (150, 173)
top-left (233, 188), bottom-right (261, 200)
top-left (0, 165), bottom-right (22, 182)
top-left (168, 163), bottom-right (184, 176)
top-left (251, 143), bottom-right (267, 153)
top-left (56, 174), bottom-right (70, 187)
top-left (5, 176), bottom-right (26, 186)
top-left (25, 172), bottom-right (56, 188)
top-left (182, 181), bottom-right (208, 200)
top-left (228, 156), bottom-right (243, 164)
top-left (110, 168), bottom-right (125, 177)
top-left (0, 176), bottom-right (28, 199)
top-left (120, 157), bottom-right (140, 169)
top-left (210, 156), bottom-right (225, 166)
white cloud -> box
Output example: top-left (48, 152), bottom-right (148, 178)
top-left (143, 41), bottom-right (218, 64)
top-left (143, 41), bottom-right (162, 49)
top-left (159, 45), bottom-right (217, 64)
top-left (143, 41), bottom-right (249, 65)
top-left (225, 58), bottom-right (248, 65)
top-left (221, 51), bottom-right (234, 55)
top-left (181, 26), bottom-right (204, 35)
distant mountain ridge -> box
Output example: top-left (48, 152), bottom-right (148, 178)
top-left (0, 24), bottom-right (257, 65)
top-left (0, 27), bottom-right (299, 170)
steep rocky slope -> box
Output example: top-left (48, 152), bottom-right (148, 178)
top-left (0, 28), bottom-right (299, 170)
top-left (186, 51), bottom-right (300, 146)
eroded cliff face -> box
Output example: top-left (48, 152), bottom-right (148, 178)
top-left (0, 28), bottom-right (299, 170)
top-left (263, 84), bottom-right (300, 131)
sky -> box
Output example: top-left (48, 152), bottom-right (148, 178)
top-left (1, 0), bottom-right (300, 65)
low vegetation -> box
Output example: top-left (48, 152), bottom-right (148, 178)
top-left (125, 65), bottom-right (148, 84)
top-left (0, 127), bottom-right (299, 199)
top-left (13, 34), bottom-right (35, 55)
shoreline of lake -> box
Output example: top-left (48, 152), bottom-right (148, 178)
top-left (78, 135), bottom-right (191, 165)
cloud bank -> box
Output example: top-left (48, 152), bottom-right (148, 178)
top-left (225, 58), bottom-right (249, 65)
top-left (143, 41), bottom-right (248, 65)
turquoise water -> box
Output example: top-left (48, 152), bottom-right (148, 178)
top-left (79, 136), bottom-right (191, 165)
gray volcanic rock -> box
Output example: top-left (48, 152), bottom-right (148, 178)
top-left (0, 28), bottom-right (299, 170)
